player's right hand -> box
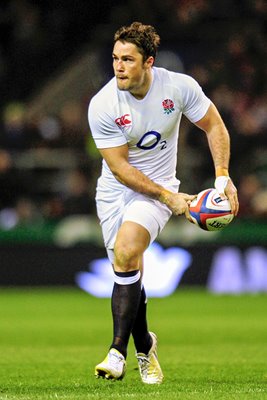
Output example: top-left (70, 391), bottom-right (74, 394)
top-left (161, 191), bottom-right (197, 217)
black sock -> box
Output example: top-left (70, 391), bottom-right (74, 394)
top-left (132, 286), bottom-right (152, 354)
top-left (111, 270), bottom-right (141, 358)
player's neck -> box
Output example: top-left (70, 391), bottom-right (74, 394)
top-left (130, 69), bottom-right (153, 100)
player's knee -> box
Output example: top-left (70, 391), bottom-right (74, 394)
top-left (114, 241), bottom-right (141, 271)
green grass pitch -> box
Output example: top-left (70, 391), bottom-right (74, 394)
top-left (0, 287), bottom-right (266, 399)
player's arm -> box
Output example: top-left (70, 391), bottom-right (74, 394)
top-left (99, 145), bottom-right (195, 217)
top-left (194, 103), bottom-right (239, 215)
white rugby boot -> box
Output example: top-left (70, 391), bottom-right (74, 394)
top-left (95, 348), bottom-right (126, 380)
top-left (136, 332), bottom-right (164, 384)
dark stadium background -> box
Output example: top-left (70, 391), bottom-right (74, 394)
top-left (0, 0), bottom-right (266, 291)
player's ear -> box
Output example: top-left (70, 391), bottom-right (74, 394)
top-left (144, 56), bottom-right (154, 68)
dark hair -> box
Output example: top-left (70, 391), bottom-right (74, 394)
top-left (114, 22), bottom-right (160, 61)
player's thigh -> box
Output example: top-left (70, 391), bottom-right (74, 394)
top-left (114, 221), bottom-right (150, 271)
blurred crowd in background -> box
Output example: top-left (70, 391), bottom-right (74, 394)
top-left (0, 0), bottom-right (267, 231)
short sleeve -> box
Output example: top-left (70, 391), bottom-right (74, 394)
top-left (88, 97), bottom-right (127, 149)
top-left (181, 76), bottom-right (211, 123)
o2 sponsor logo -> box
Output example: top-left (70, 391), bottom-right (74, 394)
top-left (76, 243), bottom-right (192, 298)
top-left (136, 131), bottom-right (167, 150)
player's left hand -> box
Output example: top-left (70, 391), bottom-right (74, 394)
top-left (224, 179), bottom-right (239, 216)
top-left (215, 176), bottom-right (239, 216)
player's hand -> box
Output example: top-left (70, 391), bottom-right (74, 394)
top-left (224, 179), bottom-right (239, 216)
top-left (215, 176), bottom-right (239, 216)
top-left (160, 191), bottom-right (197, 217)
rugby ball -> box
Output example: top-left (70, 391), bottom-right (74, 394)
top-left (189, 188), bottom-right (234, 231)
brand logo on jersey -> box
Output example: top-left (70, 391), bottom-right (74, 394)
top-left (115, 114), bottom-right (131, 129)
top-left (162, 99), bottom-right (175, 114)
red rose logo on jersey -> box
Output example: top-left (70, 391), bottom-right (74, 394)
top-left (115, 114), bottom-right (131, 129)
top-left (162, 99), bottom-right (175, 114)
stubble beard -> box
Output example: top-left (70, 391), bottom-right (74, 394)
top-left (116, 78), bottom-right (131, 92)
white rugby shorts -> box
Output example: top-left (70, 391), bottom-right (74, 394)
top-left (96, 177), bottom-right (180, 262)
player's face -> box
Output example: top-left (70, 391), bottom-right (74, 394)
top-left (113, 41), bottom-right (154, 99)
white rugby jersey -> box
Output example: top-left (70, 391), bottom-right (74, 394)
top-left (88, 67), bottom-right (211, 187)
